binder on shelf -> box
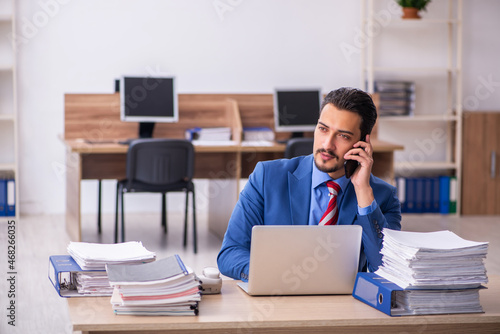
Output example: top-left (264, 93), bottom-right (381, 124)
top-left (423, 177), bottom-right (433, 213)
top-left (414, 177), bottom-right (424, 213)
top-left (396, 177), bottom-right (406, 213)
top-left (0, 178), bottom-right (6, 216)
top-left (449, 176), bottom-right (457, 214)
top-left (439, 176), bottom-right (450, 214)
top-left (431, 177), bottom-right (440, 213)
top-left (48, 255), bottom-right (108, 297)
top-left (6, 178), bottom-right (15, 217)
top-left (405, 178), bottom-right (416, 213)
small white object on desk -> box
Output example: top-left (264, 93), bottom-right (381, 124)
top-left (241, 140), bottom-right (274, 147)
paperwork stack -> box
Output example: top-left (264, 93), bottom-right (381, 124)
top-left (373, 80), bottom-right (415, 116)
top-left (185, 127), bottom-right (232, 141)
top-left (375, 229), bottom-right (488, 289)
top-left (67, 241), bottom-right (156, 270)
top-left (107, 255), bottom-right (201, 316)
top-left (354, 229), bottom-right (489, 316)
top-left (50, 242), bottom-right (156, 297)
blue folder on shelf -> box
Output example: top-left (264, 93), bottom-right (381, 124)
top-left (439, 176), bottom-right (450, 214)
top-left (0, 179), bottom-right (6, 216)
top-left (6, 178), bottom-right (15, 217)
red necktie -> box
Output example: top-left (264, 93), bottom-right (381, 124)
top-left (318, 181), bottom-right (341, 226)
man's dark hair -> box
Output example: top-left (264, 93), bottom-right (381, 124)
top-left (320, 87), bottom-right (377, 140)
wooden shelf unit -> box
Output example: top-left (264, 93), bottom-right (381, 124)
top-left (361, 0), bottom-right (463, 214)
top-left (0, 0), bottom-right (18, 219)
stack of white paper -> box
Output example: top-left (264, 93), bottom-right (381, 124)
top-left (107, 255), bottom-right (201, 316)
top-left (74, 272), bottom-right (114, 295)
top-left (376, 229), bottom-right (488, 289)
top-left (67, 241), bottom-right (156, 270)
top-left (392, 288), bottom-right (484, 316)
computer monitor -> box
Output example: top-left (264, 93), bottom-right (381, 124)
top-left (120, 76), bottom-right (178, 139)
top-left (273, 89), bottom-right (321, 137)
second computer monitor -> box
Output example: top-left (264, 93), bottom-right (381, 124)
top-left (120, 76), bottom-right (178, 138)
top-left (273, 89), bottom-right (321, 136)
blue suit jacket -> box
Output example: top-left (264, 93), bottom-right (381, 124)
top-left (217, 155), bottom-right (402, 281)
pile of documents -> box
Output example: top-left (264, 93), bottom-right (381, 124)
top-left (67, 241), bottom-right (156, 270)
top-left (371, 229), bottom-right (489, 315)
top-left (107, 255), bottom-right (201, 316)
top-left (375, 229), bottom-right (488, 289)
top-left (51, 241), bottom-right (156, 297)
top-left (185, 127), bottom-right (232, 141)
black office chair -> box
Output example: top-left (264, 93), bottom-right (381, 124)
top-left (114, 139), bottom-right (197, 253)
top-left (284, 137), bottom-right (314, 158)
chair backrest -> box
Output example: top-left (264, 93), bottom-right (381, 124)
top-left (284, 137), bottom-right (314, 158)
top-left (126, 139), bottom-right (194, 186)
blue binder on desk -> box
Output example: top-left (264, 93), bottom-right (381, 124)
top-left (352, 272), bottom-right (485, 317)
top-left (352, 272), bottom-right (402, 316)
top-left (48, 255), bottom-right (109, 297)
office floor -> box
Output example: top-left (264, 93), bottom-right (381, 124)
top-left (0, 212), bottom-right (498, 334)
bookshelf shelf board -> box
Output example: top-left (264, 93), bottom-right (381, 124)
top-left (370, 67), bottom-right (456, 73)
top-left (363, 18), bottom-right (460, 25)
top-left (0, 114), bottom-right (15, 121)
top-left (0, 163), bottom-right (16, 172)
top-left (379, 115), bottom-right (459, 122)
top-left (395, 161), bottom-right (458, 171)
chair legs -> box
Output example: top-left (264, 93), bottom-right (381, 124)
top-left (161, 193), bottom-right (167, 234)
top-left (183, 190), bottom-right (188, 247)
top-left (114, 182), bottom-right (126, 243)
top-left (192, 188), bottom-right (197, 254)
top-left (114, 182), bottom-right (120, 243)
top-left (97, 180), bottom-right (102, 234)
top-left (183, 187), bottom-right (197, 254)
top-left (120, 190), bottom-right (125, 243)
top-left (114, 185), bottom-right (197, 254)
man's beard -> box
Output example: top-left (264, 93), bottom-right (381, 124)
top-left (313, 149), bottom-right (343, 174)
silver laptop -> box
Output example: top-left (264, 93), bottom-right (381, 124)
top-left (238, 225), bottom-right (362, 296)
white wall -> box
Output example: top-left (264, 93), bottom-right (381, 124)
top-left (14, 0), bottom-right (500, 215)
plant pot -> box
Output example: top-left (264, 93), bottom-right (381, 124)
top-left (402, 7), bottom-right (421, 19)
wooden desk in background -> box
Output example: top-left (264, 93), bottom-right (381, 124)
top-left (63, 93), bottom-right (403, 242)
top-left (67, 277), bottom-right (500, 334)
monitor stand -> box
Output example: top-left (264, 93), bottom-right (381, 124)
top-left (139, 122), bottom-right (156, 138)
top-left (291, 132), bottom-right (305, 138)
top-left (118, 122), bottom-right (156, 145)
top-left (277, 132), bottom-right (305, 144)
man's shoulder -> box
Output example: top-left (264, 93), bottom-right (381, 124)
top-left (259, 155), bottom-right (311, 170)
top-left (253, 155), bottom-right (313, 181)
top-left (369, 174), bottom-right (396, 191)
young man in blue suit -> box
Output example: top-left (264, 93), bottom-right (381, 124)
top-left (217, 87), bottom-right (402, 281)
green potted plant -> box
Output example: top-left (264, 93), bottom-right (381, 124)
top-left (396, 0), bottom-right (432, 19)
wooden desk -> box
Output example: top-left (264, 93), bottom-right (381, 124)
top-left (68, 277), bottom-right (500, 334)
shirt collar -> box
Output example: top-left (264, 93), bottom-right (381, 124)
top-left (311, 159), bottom-right (349, 192)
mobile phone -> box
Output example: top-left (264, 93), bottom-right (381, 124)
top-left (344, 139), bottom-right (365, 179)
top-left (344, 159), bottom-right (359, 179)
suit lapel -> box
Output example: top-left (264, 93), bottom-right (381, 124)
top-left (338, 181), bottom-right (358, 225)
top-left (288, 156), bottom-right (313, 225)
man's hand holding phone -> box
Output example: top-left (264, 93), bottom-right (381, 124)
top-left (344, 134), bottom-right (375, 208)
